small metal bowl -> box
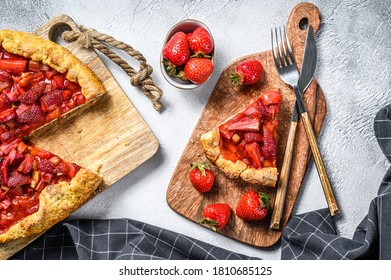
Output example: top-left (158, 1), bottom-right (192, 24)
top-left (160, 19), bottom-right (215, 90)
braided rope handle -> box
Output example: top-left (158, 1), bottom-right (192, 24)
top-left (62, 26), bottom-right (163, 111)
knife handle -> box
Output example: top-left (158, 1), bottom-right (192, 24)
top-left (301, 112), bottom-right (340, 216)
top-left (270, 120), bottom-right (298, 229)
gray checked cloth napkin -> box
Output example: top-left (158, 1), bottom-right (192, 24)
top-left (11, 105), bottom-right (391, 260)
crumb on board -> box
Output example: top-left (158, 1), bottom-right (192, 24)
top-left (77, 129), bottom-right (83, 133)
top-left (96, 164), bottom-right (103, 173)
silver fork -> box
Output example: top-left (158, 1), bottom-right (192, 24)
top-left (271, 26), bottom-right (340, 217)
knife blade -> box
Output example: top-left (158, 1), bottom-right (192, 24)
top-left (292, 25), bottom-right (317, 122)
top-left (270, 25), bottom-right (319, 229)
top-left (298, 25), bottom-right (317, 93)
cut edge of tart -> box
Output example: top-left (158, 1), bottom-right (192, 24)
top-left (0, 138), bottom-right (103, 243)
top-left (201, 90), bottom-right (281, 187)
top-left (0, 167), bottom-right (102, 243)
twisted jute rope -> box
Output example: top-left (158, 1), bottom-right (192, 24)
top-left (61, 26), bottom-right (163, 111)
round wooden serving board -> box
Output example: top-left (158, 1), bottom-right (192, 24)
top-left (166, 2), bottom-right (326, 247)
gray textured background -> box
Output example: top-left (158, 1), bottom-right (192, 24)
top-left (1, 0), bottom-right (390, 259)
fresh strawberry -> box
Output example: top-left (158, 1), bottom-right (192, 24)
top-left (163, 32), bottom-right (190, 70)
top-left (229, 59), bottom-right (264, 86)
top-left (189, 161), bottom-right (214, 193)
top-left (199, 203), bottom-right (231, 231)
top-left (180, 58), bottom-right (214, 84)
top-left (188, 27), bottom-right (214, 55)
top-left (236, 191), bottom-right (270, 221)
top-left (16, 104), bottom-right (45, 123)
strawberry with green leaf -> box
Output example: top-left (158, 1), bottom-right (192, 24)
top-left (162, 31), bottom-right (190, 75)
top-left (236, 191), bottom-right (270, 221)
top-left (199, 203), bottom-right (231, 231)
top-left (178, 58), bottom-right (214, 84)
top-left (188, 27), bottom-right (214, 56)
top-left (229, 59), bottom-right (264, 87)
top-left (189, 161), bottom-right (214, 192)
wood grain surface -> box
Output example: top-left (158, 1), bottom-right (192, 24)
top-left (0, 15), bottom-right (158, 259)
top-left (166, 2), bottom-right (326, 247)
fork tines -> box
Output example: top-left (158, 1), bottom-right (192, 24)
top-left (271, 26), bottom-right (295, 68)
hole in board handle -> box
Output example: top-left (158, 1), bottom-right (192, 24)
top-left (299, 18), bottom-right (308, 30)
top-left (48, 23), bottom-right (72, 46)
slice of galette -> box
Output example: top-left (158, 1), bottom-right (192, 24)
top-left (0, 138), bottom-right (102, 243)
top-left (201, 90), bottom-right (281, 187)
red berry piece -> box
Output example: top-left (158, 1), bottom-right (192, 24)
top-left (229, 59), bottom-right (264, 86)
top-left (189, 161), bottom-right (214, 193)
top-left (163, 32), bottom-right (190, 68)
top-left (199, 203), bottom-right (231, 231)
top-left (236, 191), bottom-right (270, 221)
top-left (181, 58), bottom-right (214, 84)
top-left (188, 27), bottom-right (214, 55)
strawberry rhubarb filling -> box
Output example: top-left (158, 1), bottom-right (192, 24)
top-left (218, 91), bottom-right (281, 169)
top-left (0, 139), bottom-right (80, 233)
top-left (0, 44), bottom-right (85, 233)
top-left (0, 44), bottom-right (86, 137)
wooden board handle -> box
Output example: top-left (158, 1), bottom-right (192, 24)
top-left (302, 112), bottom-right (340, 216)
top-left (270, 120), bottom-right (298, 229)
top-left (286, 2), bottom-right (321, 71)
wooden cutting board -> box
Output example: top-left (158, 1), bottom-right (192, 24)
top-left (0, 15), bottom-right (158, 259)
top-left (166, 2), bottom-right (326, 247)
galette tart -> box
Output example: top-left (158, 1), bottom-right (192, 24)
top-left (201, 90), bottom-right (281, 187)
top-left (0, 30), bottom-right (105, 245)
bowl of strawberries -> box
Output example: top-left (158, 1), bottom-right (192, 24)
top-left (161, 19), bottom-right (214, 89)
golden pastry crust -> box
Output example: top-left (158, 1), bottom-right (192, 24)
top-left (240, 167), bottom-right (277, 186)
top-left (0, 168), bottom-right (102, 244)
top-left (200, 129), bottom-right (220, 162)
top-left (200, 128), bottom-right (278, 187)
top-left (0, 29), bottom-right (105, 101)
top-left (215, 157), bottom-right (247, 179)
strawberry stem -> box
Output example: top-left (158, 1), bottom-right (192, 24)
top-left (199, 218), bottom-right (219, 231)
top-left (175, 70), bottom-right (188, 81)
top-left (163, 59), bottom-right (179, 76)
top-left (259, 192), bottom-right (271, 210)
top-left (228, 72), bottom-right (243, 87)
top-left (190, 161), bottom-right (210, 177)
top-left (190, 52), bottom-right (211, 59)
